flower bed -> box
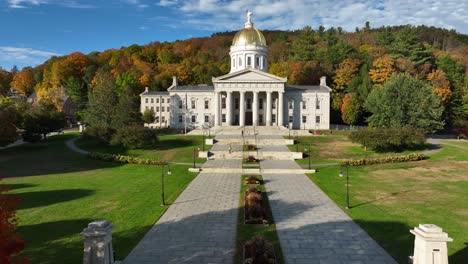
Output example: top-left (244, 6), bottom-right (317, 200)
top-left (340, 153), bottom-right (427, 166)
top-left (245, 186), bottom-right (268, 225)
top-left (88, 152), bottom-right (165, 165)
top-left (244, 236), bottom-right (276, 264)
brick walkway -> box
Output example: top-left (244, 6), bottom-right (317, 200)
top-left (124, 159), bottom-right (241, 264)
top-left (260, 160), bottom-right (396, 264)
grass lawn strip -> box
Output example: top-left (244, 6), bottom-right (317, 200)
top-left (0, 134), bottom-right (198, 263)
top-left (234, 175), bottom-right (284, 264)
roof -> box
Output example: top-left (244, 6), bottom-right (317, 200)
top-left (170, 85), bottom-right (214, 91)
top-left (232, 27), bottom-right (266, 46)
top-left (286, 85), bottom-right (332, 93)
top-left (140, 91), bottom-right (170, 96)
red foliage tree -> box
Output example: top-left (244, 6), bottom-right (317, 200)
top-left (0, 179), bottom-right (28, 264)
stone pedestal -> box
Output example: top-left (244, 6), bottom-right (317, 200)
top-left (81, 220), bottom-right (115, 264)
top-left (410, 224), bottom-right (452, 264)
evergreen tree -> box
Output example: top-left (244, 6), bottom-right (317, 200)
top-left (111, 86), bottom-right (142, 129)
top-left (291, 26), bottom-right (317, 62)
top-left (64, 76), bottom-right (87, 120)
top-left (391, 26), bottom-right (432, 65)
top-left (0, 97), bottom-right (19, 147)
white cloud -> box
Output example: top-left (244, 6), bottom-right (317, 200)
top-left (7, 0), bottom-right (95, 9)
top-left (0, 47), bottom-right (61, 67)
top-left (156, 0), bottom-right (468, 34)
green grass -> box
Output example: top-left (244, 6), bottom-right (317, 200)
top-left (305, 144), bottom-right (468, 263)
top-left (0, 134), bottom-right (197, 263)
top-left (235, 175), bottom-right (284, 264)
top-left (76, 134), bottom-right (210, 163)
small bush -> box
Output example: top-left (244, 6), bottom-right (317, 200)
top-left (110, 125), bottom-right (158, 149)
top-left (88, 152), bottom-right (165, 165)
top-left (349, 127), bottom-right (426, 152)
top-left (83, 125), bottom-right (114, 143)
top-left (245, 155), bottom-right (258, 163)
top-left (244, 236), bottom-right (275, 264)
top-left (341, 153), bottom-right (427, 166)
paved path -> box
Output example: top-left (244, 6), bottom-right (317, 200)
top-left (261, 159), bottom-right (397, 264)
top-left (125, 159), bottom-right (242, 264)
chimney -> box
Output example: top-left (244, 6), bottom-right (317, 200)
top-left (144, 87), bottom-right (149, 93)
top-left (320, 76), bottom-right (327, 86)
top-left (172, 76), bottom-right (178, 87)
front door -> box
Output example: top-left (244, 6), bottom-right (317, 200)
top-left (245, 112), bottom-right (253, 126)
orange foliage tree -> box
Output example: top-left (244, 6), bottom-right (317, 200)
top-left (10, 68), bottom-right (35, 96)
top-left (334, 58), bottom-right (361, 91)
top-left (369, 55), bottom-right (394, 87)
top-left (427, 69), bottom-right (452, 104)
top-left (0, 179), bottom-right (28, 264)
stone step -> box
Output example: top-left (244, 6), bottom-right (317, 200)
top-left (203, 150), bottom-right (303, 160)
top-left (196, 168), bottom-right (316, 174)
top-left (206, 138), bottom-right (294, 146)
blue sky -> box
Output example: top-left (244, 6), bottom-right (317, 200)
top-left (1, 0), bottom-right (467, 70)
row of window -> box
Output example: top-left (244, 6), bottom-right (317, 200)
top-left (289, 101), bottom-right (321, 110)
top-left (177, 98), bottom-right (321, 111)
top-left (144, 97), bottom-right (169, 104)
top-left (145, 106), bottom-right (170, 112)
top-left (177, 114), bottom-right (321, 124)
top-left (232, 55), bottom-right (266, 69)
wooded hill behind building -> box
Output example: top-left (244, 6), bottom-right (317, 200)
top-left (1, 23), bottom-right (467, 131)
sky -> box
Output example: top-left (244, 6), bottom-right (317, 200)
top-left (1, 0), bottom-right (467, 70)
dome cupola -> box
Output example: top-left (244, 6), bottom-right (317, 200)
top-left (229, 11), bottom-right (268, 73)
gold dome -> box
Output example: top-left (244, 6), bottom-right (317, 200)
top-left (232, 27), bottom-right (267, 46)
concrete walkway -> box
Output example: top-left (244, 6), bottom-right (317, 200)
top-left (260, 159), bottom-right (396, 264)
top-left (125, 159), bottom-right (242, 264)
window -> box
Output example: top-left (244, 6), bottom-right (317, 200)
top-left (256, 56), bottom-right (260, 67)
top-left (179, 100), bottom-right (183, 109)
top-left (262, 57), bottom-right (266, 69)
top-left (272, 114), bottom-right (276, 123)
top-left (156, 98), bottom-right (159, 103)
top-left (222, 98), bottom-right (226, 109)
top-left (178, 115), bottom-right (183, 123)
top-left (222, 114), bottom-right (226, 123)
top-left (259, 98), bottom-right (263, 109)
top-left (259, 114), bottom-right (263, 124)
top-left (205, 115), bottom-right (209, 123)
top-left (235, 98), bottom-right (239, 109)
top-left (247, 99), bottom-right (251, 110)
top-left (167, 98), bottom-right (170, 104)
top-left (302, 101), bottom-right (306, 110)
top-left (191, 115), bottom-right (196, 123)
top-left (156, 106), bottom-right (159, 112)
top-left (288, 100), bottom-right (293, 110)
top-left (316, 116), bottom-right (321, 123)
top-left (161, 98), bottom-right (165, 103)
top-left (247, 56), bottom-right (251, 66)
top-left (232, 59), bottom-right (235, 68)
top-left (191, 100), bottom-right (196, 109)
top-left (205, 100), bottom-right (209, 109)
top-left (145, 106), bottom-right (148, 110)
top-left (150, 106), bottom-right (154, 110)
top-left (302, 116), bottom-right (307, 123)
top-left (161, 107), bottom-right (164, 112)
top-left (272, 100), bottom-right (276, 109)
top-left (151, 98), bottom-right (154, 104)
top-left (238, 57), bottom-right (242, 67)
top-left (167, 106), bottom-right (170, 112)
top-left (145, 98), bottom-right (148, 103)
top-left (162, 116), bottom-right (165, 123)
top-left (155, 116), bottom-right (159, 123)
top-left (316, 100), bottom-right (320, 110)
top-left (289, 115), bottom-right (293, 123)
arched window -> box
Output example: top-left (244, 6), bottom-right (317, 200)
top-left (262, 56), bottom-right (266, 69)
top-left (247, 56), bottom-right (251, 66)
top-left (239, 57), bottom-right (242, 67)
top-left (256, 56), bottom-right (260, 67)
top-left (232, 58), bottom-right (235, 68)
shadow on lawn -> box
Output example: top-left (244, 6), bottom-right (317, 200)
top-left (16, 189), bottom-right (95, 210)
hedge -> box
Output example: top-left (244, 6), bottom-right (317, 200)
top-left (340, 153), bottom-right (427, 166)
top-left (88, 152), bottom-right (166, 165)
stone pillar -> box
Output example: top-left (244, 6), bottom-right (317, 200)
top-left (253, 91), bottom-right (258, 126)
top-left (278, 92), bottom-right (284, 127)
top-left (226, 91), bottom-right (232, 126)
top-left (410, 224), bottom-right (452, 264)
top-left (81, 220), bottom-right (115, 264)
top-left (214, 92), bottom-right (220, 126)
top-left (266, 92), bottom-right (272, 126)
top-left (239, 91), bottom-right (245, 126)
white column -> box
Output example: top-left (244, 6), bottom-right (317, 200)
top-left (278, 92), bottom-right (284, 127)
top-left (239, 91), bottom-right (245, 126)
top-left (226, 91), bottom-right (232, 126)
top-left (214, 92), bottom-right (220, 126)
top-left (266, 91), bottom-right (272, 126)
top-left (253, 91), bottom-right (258, 126)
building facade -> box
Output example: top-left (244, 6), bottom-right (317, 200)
top-left (140, 12), bottom-right (331, 130)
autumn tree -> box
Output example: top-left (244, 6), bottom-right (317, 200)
top-left (334, 59), bottom-right (361, 91)
top-left (10, 67), bottom-right (35, 96)
top-left (369, 55), bottom-right (394, 87)
top-left (427, 70), bottom-right (452, 104)
top-left (341, 93), bottom-right (361, 125)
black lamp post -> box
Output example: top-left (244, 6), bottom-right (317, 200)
top-left (161, 163), bottom-right (171, 206)
top-left (193, 147), bottom-right (200, 168)
top-left (308, 143), bottom-right (311, 170)
top-left (339, 165), bottom-right (350, 209)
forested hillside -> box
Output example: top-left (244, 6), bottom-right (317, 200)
top-left (1, 24), bottom-right (467, 129)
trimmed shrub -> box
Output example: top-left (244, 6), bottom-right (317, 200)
top-left (341, 153), bottom-right (427, 166)
top-left (83, 125), bottom-right (114, 143)
top-left (244, 236), bottom-right (276, 264)
top-left (349, 127), bottom-right (426, 152)
top-left (88, 152), bottom-right (165, 165)
top-left (110, 125), bottom-right (158, 149)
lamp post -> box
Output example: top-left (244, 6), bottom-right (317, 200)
top-left (193, 147), bottom-right (200, 168)
top-left (308, 143), bottom-right (311, 170)
top-left (287, 124), bottom-right (291, 139)
top-left (339, 165), bottom-right (350, 209)
top-left (161, 163), bottom-right (171, 206)
top-left (202, 130), bottom-right (206, 151)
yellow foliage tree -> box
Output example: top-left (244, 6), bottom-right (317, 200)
top-left (10, 68), bottom-right (35, 96)
top-left (427, 69), bottom-right (452, 104)
top-left (334, 58), bottom-right (361, 91)
top-left (369, 55), bottom-right (394, 87)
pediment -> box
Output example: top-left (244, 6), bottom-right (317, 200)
top-left (213, 68), bottom-right (287, 83)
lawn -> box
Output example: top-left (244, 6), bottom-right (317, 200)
top-left (289, 135), bottom-right (428, 165)
top-left (75, 134), bottom-right (210, 163)
top-left (235, 175), bottom-right (284, 264)
top-left (0, 134), bottom-right (197, 263)
top-left (306, 144), bottom-right (468, 263)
